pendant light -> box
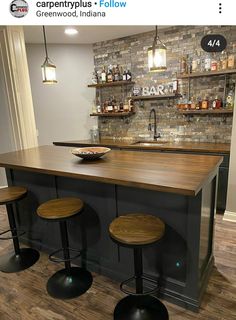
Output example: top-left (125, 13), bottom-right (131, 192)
top-left (41, 26), bottom-right (57, 84)
top-left (148, 26), bottom-right (167, 72)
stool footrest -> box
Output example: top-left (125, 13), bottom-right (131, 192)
top-left (0, 228), bottom-right (26, 240)
top-left (120, 275), bottom-right (159, 296)
top-left (49, 247), bottom-right (81, 263)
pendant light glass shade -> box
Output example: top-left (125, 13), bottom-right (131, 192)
top-left (41, 59), bottom-right (57, 84)
top-left (148, 26), bottom-right (167, 72)
top-left (41, 26), bottom-right (57, 84)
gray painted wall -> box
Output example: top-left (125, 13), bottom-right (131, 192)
top-left (0, 56), bottom-right (15, 187)
top-left (26, 44), bottom-right (96, 145)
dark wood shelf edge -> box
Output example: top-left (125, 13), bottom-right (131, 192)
top-left (177, 69), bottom-right (236, 79)
top-left (90, 112), bottom-right (136, 117)
top-left (88, 81), bottom-right (135, 88)
top-left (177, 109), bottom-right (233, 115)
top-left (130, 94), bottom-right (181, 101)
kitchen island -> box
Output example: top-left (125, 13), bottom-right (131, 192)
top-left (0, 146), bottom-right (222, 311)
top-left (54, 139), bottom-right (230, 213)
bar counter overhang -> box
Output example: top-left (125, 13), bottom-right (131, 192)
top-left (0, 146), bottom-right (222, 311)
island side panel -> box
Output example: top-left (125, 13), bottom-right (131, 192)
top-left (116, 186), bottom-right (191, 305)
top-left (55, 176), bottom-right (119, 277)
top-left (6, 168), bottom-right (58, 251)
top-left (6, 169), bottom-right (119, 278)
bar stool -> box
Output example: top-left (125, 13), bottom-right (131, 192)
top-left (0, 186), bottom-right (40, 273)
top-left (37, 197), bottom-right (93, 299)
top-left (109, 213), bottom-right (169, 320)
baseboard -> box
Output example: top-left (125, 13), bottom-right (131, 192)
top-left (223, 210), bottom-right (236, 222)
top-left (0, 185), bottom-right (7, 189)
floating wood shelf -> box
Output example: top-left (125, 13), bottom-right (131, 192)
top-left (130, 94), bottom-right (181, 101)
top-left (90, 112), bottom-right (135, 117)
top-left (178, 109), bottom-right (233, 115)
top-left (177, 69), bottom-right (236, 79)
top-left (88, 81), bottom-right (135, 88)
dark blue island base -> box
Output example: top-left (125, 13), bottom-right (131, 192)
top-left (6, 168), bottom-right (217, 312)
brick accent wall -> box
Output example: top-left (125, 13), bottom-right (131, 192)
top-left (93, 26), bottom-right (236, 143)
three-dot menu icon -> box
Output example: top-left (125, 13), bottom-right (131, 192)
top-left (219, 2), bottom-right (222, 14)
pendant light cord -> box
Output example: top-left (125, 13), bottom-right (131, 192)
top-left (43, 26), bottom-right (49, 60)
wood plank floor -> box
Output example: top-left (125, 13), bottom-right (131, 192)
top-left (0, 206), bottom-right (235, 320)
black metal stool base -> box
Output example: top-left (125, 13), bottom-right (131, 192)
top-left (46, 267), bottom-right (93, 299)
top-left (0, 248), bottom-right (40, 273)
top-left (114, 295), bottom-right (169, 320)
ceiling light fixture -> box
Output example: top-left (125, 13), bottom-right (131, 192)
top-left (41, 26), bottom-right (57, 84)
top-left (148, 26), bottom-right (167, 72)
top-left (64, 28), bottom-right (78, 36)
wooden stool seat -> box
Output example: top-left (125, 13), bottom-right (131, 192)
top-left (37, 197), bottom-right (84, 220)
top-left (109, 214), bottom-right (165, 246)
top-left (0, 186), bottom-right (27, 205)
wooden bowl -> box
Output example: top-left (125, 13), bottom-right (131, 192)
top-left (71, 147), bottom-right (111, 160)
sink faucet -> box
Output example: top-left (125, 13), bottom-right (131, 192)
top-left (148, 108), bottom-right (161, 141)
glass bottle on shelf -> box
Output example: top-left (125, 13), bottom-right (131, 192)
top-left (107, 65), bottom-right (113, 83)
top-left (212, 96), bottom-right (222, 109)
top-left (196, 97), bottom-right (202, 110)
top-left (119, 66), bottom-right (124, 81)
top-left (126, 69), bottom-right (132, 81)
top-left (226, 85), bottom-right (235, 109)
top-left (202, 96), bottom-right (209, 109)
top-left (211, 53), bottom-right (218, 71)
top-left (114, 65), bottom-right (120, 81)
top-left (191, 51), bottom-right (198, 73)
top-left (204, 53), bottom-right (211, 72)
top-left (107, 97), bottom-right (114, 112)
top-left (101, 66), bottom-right (107, 83)
top-left (220, 51), bottom-right (228, 70)
top-left (190, 96), bottom-right (196, 110)
top-left (228, 44), bottom-right (236, 69)
top-left (122, 67), bottom-right (127, 81)
top-left (112, 66), bottom-right (116, 81)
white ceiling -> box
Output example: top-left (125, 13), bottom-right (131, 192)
top-left (23, 26), bottom-right (159, 44)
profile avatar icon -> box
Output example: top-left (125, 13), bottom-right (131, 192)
top-left (10, 0), bottom-right (29, 18)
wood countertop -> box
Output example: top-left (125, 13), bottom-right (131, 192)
top-left (53, 139), bottom-right (230, 154)
top-left (0, 146), bottom-right (222, 196)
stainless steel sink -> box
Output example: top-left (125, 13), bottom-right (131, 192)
top-left (131, 140), bottom-right (168, 147)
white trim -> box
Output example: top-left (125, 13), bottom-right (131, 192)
top-left (223, 211), bottom-right (236, 223)
top-left (0, 26), bottom-right (38, 150)
top-left (0, 186), bottom-right (8, 189)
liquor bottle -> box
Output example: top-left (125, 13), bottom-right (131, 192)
top-left (126, 70), bottom-right (132, 81)
top-left (212, 96), bottom-right (222, 109)
top-left (107, 97), bottom-right (114, 112)
top-left (123, 68), bottom-right (127, 81)
top-left (190, 96), bottom-right (196, 110)
top-left (220, 51), bottom-right (228, 70)
top-left (204, 53), bottom-right (211, 72)
top-left (114, 65), bottom-right (120, 81)
top-left (202, 96), bottom-right (209, 109)
top-left (196, 97), bottom-right (202, 110)
top-left (180, 50), bottom-right (187, 74)
top-left (112, 66), bottom-right (116, 81)
top-left (228, 44), bottom-right (236, 69)
top-left (107, 65), bottom-right (113, 82)
top-left (226, 85), bottom-right (235, 109)
top-left (119, 66), bottom-right (124, 81)
top-left (211, 53), bottom-right (217, 71)
top-left (191, 51), bottom-right (198, 73)
top-left (101, 66), bottom-right (107, 83)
